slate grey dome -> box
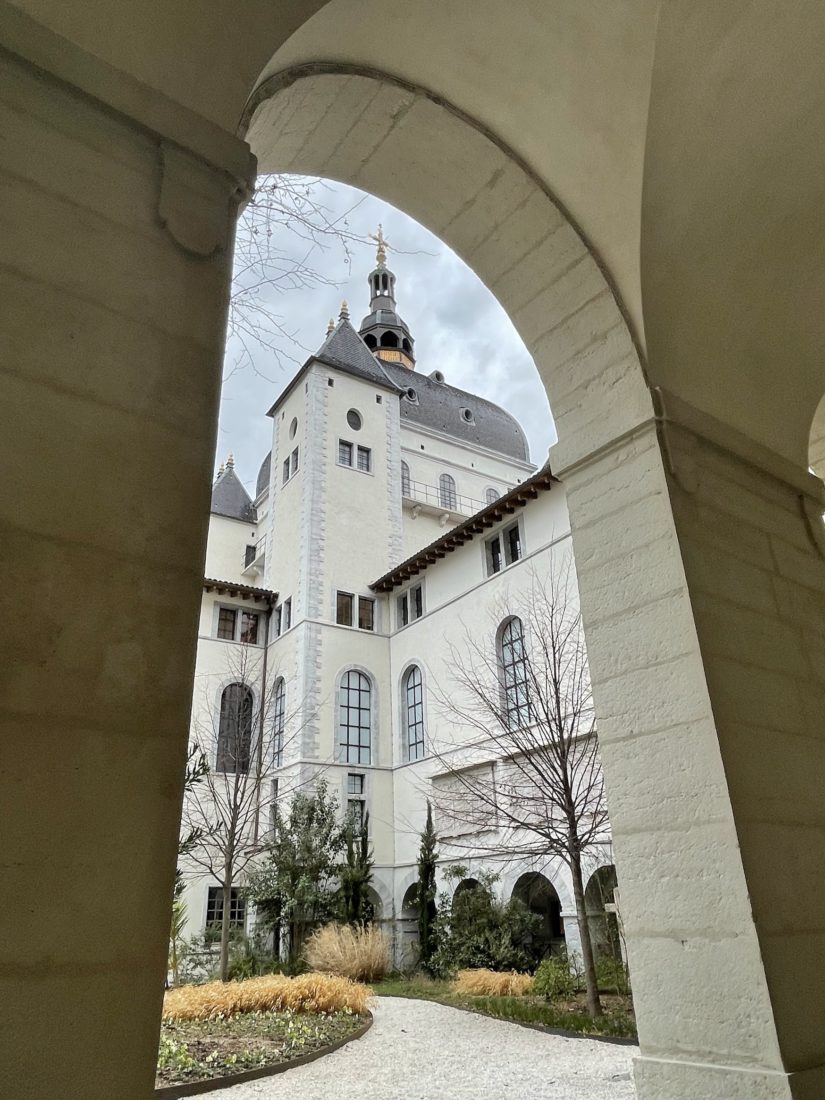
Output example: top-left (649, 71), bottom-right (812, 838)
top-left (255, 451), bottom-right (271, 498)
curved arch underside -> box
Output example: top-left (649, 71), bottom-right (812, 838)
top-left (246, 67), bottom-right (651, 476)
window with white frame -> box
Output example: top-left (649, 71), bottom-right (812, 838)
top-left (485, 520), bottom-right (523, 576)
top-left (216, 606), bottom-right (262, 645)
top-left (206, 886), bottom-right (246, 931)
top-left (485, 486), bottom-right (500, 504)
top-left (336, 592), bottom-right (375, 631)
top-left (216, 683), bottom-right (253, 773)
top-left (272, 677), bottom-right (285, 767)
top-left (338, 440), bottom-right (353, 466)
top-left (282, 597), bottom-right (292, 631)
top-left (439, 472), bottom-right (457, 509)
top-left (397, 583), bottom-right (423, 628)
top-left (403, 665), bottom-right (425, 761)
top-left (290, 446), bottom-right (299, 476)
top-left (347, 772), bottom-right (366, 829)
top-left (337, 670), bottom-right (371, 765)
top-left (356, 445), bottom-right (371, 473)
top-left (500, 617), bottom-right (531, 730)
top-left (401, 460), bottom-right (411, 496)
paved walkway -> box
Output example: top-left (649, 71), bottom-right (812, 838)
top-left (223, 997), bottom-right (638, 1099)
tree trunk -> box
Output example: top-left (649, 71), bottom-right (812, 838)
top-left (570, 851), bottom-right (602, 1017)
top-left (219, 880), bottom-right (232, 982)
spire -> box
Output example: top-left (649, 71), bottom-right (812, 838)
top-left (327, 317), bottom-right (335, 335)
top-left (370, 223), bottom-right (389, 266)
top-left (358, 225), bottom-right (416, 369)
top-left (339, 300), bottom-right (350, 322)
top-left (226, 452), bottom-right (235, 469)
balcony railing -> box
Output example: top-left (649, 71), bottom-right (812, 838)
top-left (402, 478), bottom-right (485, 518)
top-left (241, 535), bottom-right (266, 578)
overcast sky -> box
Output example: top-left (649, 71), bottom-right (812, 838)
top-left (218, 179), bottom-right (555, 497)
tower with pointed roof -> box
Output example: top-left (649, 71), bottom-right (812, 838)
top-left (358, 226), bottom-right (415, 369)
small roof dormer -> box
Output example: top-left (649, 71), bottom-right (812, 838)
top-left (358, 225), bottom-right (415, 369)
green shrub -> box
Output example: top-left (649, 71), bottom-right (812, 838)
top-left (595, 955), bottom-right (630, 995)
top-left (428, 871), bottom-right (541, 978)
top-left (533, 950), bottom-right (577, 1000)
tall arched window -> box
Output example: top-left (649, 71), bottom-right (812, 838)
top-left (403, 665), bottom-right (425, 761)
top-left (272, 677), bottom-right (285, 768)
top-left (439, 473), bottom-right (457, 510)
top-left (401, 460), bottom-right (411, 497)
top-left (499, 618), bottom-right (531, 730)
top-left (217, 683), bottom-right (253, 773)
top-left (485, 487), bottom-right (500, 505)
top-left (338, 670), bottom-right (372, 765)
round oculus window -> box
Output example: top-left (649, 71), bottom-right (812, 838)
top-left (289, 417), bottom-right (298, 439)
top-left (346, 409), bottom-right (362, 431)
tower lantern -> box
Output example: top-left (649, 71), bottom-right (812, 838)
top-left (358, 225), bottom-right (416, 369)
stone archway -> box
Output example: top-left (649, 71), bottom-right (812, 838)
top-left (511, 872), bottom-right (565, 961)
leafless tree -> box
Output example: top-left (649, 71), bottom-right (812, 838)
top-left (428, 557), bottom-right (610, 1017)
top-left (227, 175), bottom-right (369, 381)
top-left (180, 642), bottom-right (309, 980)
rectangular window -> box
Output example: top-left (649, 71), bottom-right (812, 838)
top-left (347, 774), bottom-right (365, 829)
top-left (244, 544), bottom-right (256, 567)
top-left (356, 445), bottom-right (371, 473)
top-left (282, 597), bottom-right (292, 632)
top-left (240, 610), bottom-right (260, 644)
top-left (505, 522), bottom-right (522, 565)
top-left (358, 597), bottom-right (375, 631)
top-left (217, 607), bottom-right (237, 640)
top-left (397, 584), bottom-right (423, 628)
top-left (269, 778), bottom-right (280, 835)
top-left (336, 591), bottom-right (354, 626)
top-left (338, 440), bottom-right (353, 466)
top-left (274, 604), bottom-right (282, 636)
top-left (328, 377), bottom-right (334, 387)
top-left (205, 887), bottom-right (246, 931)
top-left (282, 457), bottom-right (290, 484)
top-left (290, 447), bottom-right (299, 476)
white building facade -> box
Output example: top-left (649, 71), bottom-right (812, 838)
top-left (180, 248), bottom-right (617, 966)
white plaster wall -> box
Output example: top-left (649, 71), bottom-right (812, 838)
top-left (204, 513), bottom-right (258, 583)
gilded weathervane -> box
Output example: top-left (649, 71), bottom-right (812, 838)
top-left (370, 224), bottom-right (390, 266)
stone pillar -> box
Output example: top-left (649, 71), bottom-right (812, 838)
top-left (0, 26), bottom-right (254, 1100)
top-left (554, 392), bottom-right (825, 1100)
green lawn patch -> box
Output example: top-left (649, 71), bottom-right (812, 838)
top-left (374, 977), bottom-right (636, 1040)
top-left (156, 1009), bottom-right (368, 1088)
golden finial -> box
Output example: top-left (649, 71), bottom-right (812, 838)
top-left (326, 317), bottom-right (335, 335)
top-left (339, 300), bottom-right (350, 321)
top-left (226, 452), bottom-right (235, 469)
top-left (369, 224), bottom-right (389, 266)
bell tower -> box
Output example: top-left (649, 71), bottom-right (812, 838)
top-left (358, 225), bottom-right (416, 369)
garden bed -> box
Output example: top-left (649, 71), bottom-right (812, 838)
top-left (156, 1009), bottom-right (370, 1094)
top-left (374, 977), bottom-right (636, 1040)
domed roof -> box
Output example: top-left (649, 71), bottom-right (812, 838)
top-left (255, 451), bottom-right (271, 498)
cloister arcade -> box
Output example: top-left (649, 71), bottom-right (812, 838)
top-left (2, 3), bottom-right (825, 1098)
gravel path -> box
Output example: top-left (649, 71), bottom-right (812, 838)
top-left (221, 997), bottom-right (638, 1099)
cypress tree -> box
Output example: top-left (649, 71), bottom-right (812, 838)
top-left (417, 802), bottom-right (438, 967)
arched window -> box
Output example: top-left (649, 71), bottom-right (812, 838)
top-left (499, 617), bottom-right (531, 729)
top-left (485, 487), bottom-right (500, 504)
top-left (401, 460), bottom-right (411, 497)
top-left (439, 473), bottom-right (457, 510)
top-left (403, 665), bottom-right (425, 761)
top-left (338, 670), bottom-right (372, 765)
top-left (216, 683), bottom-right (253, 773)
top-left (364, 333), bottom-right (377, 349)
top-left (272, 678), bottom-right (285, 768)
top-left (380, 330), bottom-right (399, 348)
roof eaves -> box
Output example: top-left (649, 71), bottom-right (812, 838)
top-left (369, 466), bottom-right (558, 593)
top-left (203, 578), bottom-right (279, 605)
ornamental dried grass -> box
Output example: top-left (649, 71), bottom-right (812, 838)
top-left (304, 923), bottom-right (390, 983)
top-left (453, 968), bottom-right (534, 997)
top-left (162, 971), bottom-right (372, 1022)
